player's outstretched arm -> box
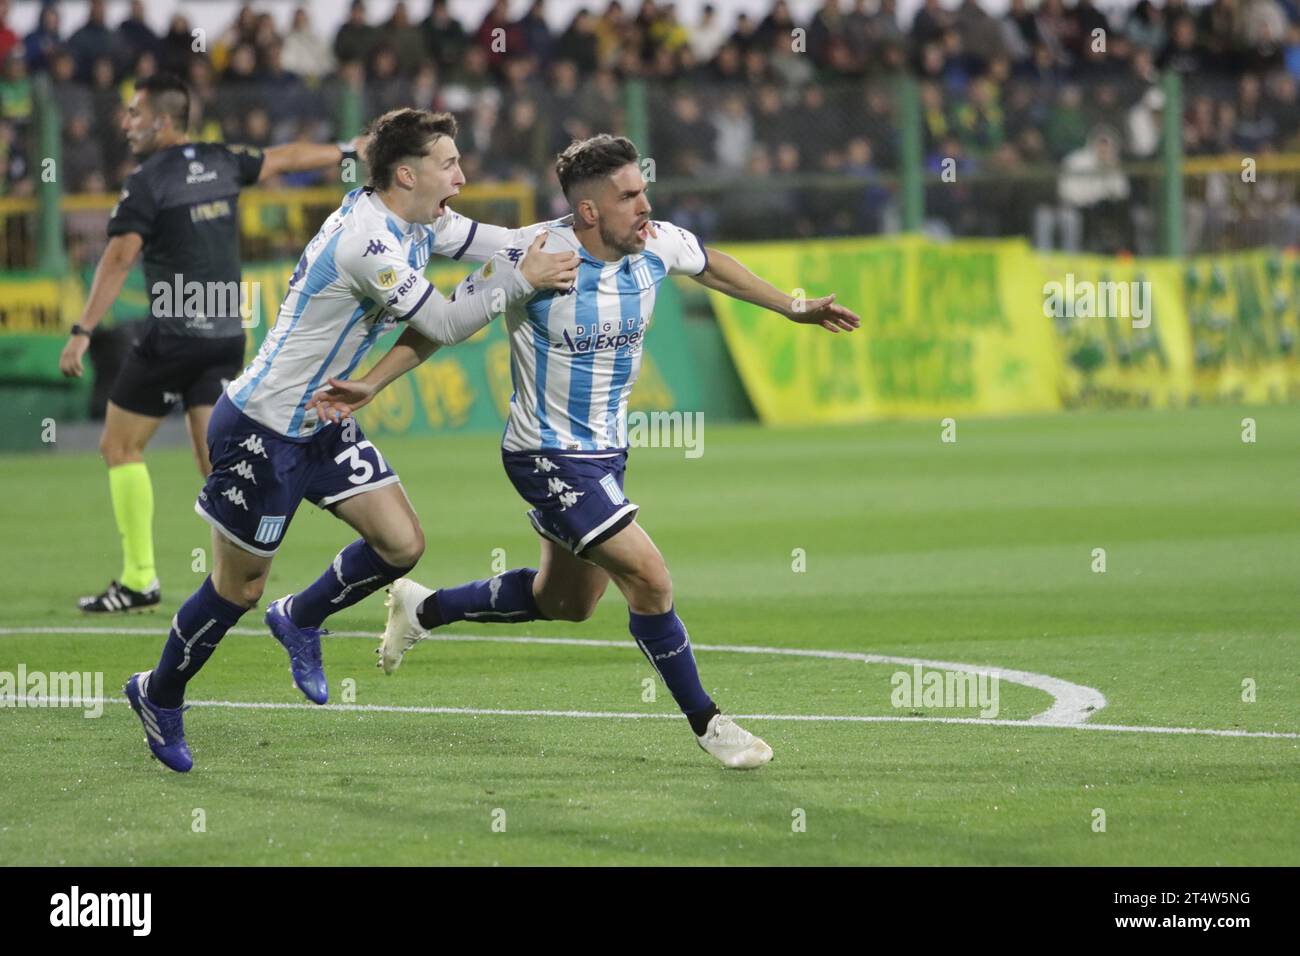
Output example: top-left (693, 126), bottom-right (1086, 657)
top-left (310, 232), bottom-right (577, 422)
top-left (257, 134), bottom-right (368, 183)
top-left (693, 247), bottom-right (861, 333)
top-left (59, 232), bottom-right (144, 377)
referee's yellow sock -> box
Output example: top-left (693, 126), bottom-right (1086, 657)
top-left (108, 462), bottom-right (157, 593)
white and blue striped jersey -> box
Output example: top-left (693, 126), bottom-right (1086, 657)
top-left (226, 186), bottom-right (528, 438)
top-left (499, 217), bottom-right (708, 453)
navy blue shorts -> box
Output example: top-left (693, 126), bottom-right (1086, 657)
top-left (502, 449), bottom-right (638, 556)
top-left (196, 395), bottom-right (400, 556)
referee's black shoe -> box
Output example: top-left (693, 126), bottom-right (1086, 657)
top-left (78, 579), bottom-right (161, 613)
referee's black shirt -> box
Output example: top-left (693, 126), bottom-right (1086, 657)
top-left (107, 142), bottom-right (266, 339)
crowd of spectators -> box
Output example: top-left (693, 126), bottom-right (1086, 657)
top-left (0, 0), bottom-right (1297, 251)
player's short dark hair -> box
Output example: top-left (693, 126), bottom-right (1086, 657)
top-left (364, 108), bottom-right (458, 189)
top-left (136, 73), bottom-right (190, 131)
top-left (555, 134), bottom-right (640, 199)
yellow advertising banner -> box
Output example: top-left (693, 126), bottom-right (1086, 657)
top-left (708, 235), bottom-right (1061, 423)
top-left (1183, 249), bottom-right (1300, 404)
top-left (6, 241), bottom-right (1300, 423)
top-left (1035, 253), bottom-right (1193, 409)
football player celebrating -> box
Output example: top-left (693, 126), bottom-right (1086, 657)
top-left (123, 109), bottom-right (578, 772)
top-left (309, 135), bottom-right (860, 769)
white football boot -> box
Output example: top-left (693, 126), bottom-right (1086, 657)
top-left (696, 713), bottom-right (773, 769)
top-left (378, 578), bottom-right (435, 674)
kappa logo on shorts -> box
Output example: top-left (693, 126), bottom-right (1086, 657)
top-left (163, 391), bottom-right (182, 405)
top-left (599, 473), bottom-right (624, 506)
top-left (254, 514), bottom-right (286, 544)
top-left (533, 457), bottom-right (559, 473)
top-left (221, 487), bottom-right (249, 511)
top-left (238, 435), bottom-right (267, 458)
top-left (547, 477), bottom-right (583, 511)
top-left (231, 460), bottom-right (257, 484)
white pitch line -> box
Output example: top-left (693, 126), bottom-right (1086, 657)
top-left (0, 624), bottom-right (1104, 725)
top-left (5, 696), bottom-right (1299, 740)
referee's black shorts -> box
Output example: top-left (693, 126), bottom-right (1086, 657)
top-left (109, 327), bottom-right (246, 418)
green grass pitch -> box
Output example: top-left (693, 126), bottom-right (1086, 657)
top-left (1, 405), bottom-right (1297, 865)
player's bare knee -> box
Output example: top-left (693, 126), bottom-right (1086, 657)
top-left (213, 574), bottom-right (263, 609)
top-left (377, 526), bottom-right (424, 569)
top-left (238, 579), bottom-right (266, 608)
top-left (566, 594), bottom-right (601, 622)
top-left (536, 583), bottom-right (597, 622)
top-left (633, 564), bottom-right (672, 609)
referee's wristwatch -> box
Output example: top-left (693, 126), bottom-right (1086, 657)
top-left (70, 324), bottom-right (91, 338)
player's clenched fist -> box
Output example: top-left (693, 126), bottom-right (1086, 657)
top-left (520, 231), bottom-right (578, 291)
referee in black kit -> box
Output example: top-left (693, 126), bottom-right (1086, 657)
top-left (58, 73), bottom-right (364, 613)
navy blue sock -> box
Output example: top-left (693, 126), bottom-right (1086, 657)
top-left (148, 576), bottom-right (247, 708)
top-left (630, 607), bottom-right (718, 734)
top-left (289, 539), bottom-right (415, 629)
top-left (418, 568), bottom-right (544, 628)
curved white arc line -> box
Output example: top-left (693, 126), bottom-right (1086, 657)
top-left (1, 625), bottom-right (1107, 724)
top-left (8, 697), bottom-right (1298, 740)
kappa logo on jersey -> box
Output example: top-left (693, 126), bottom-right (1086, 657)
top-left (222, 487), bottom-right (249, 511)
top-left (231, 460), bottom-right (257, 484)
top-left (376, 267), bottom-right (397, 289)
top-left (363, 240), bottom-right (388, 257)
top-left (254, 514), bottom-right (286, 544)
top-left (238, 435), bottom-right (267, 458)
top-left (600, 473), bottom-right (624, 506)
